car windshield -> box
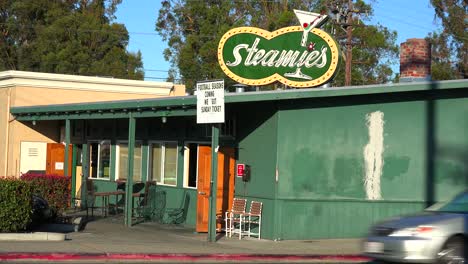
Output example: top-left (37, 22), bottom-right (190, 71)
top-left (426, 191), bottom-right (468, 213)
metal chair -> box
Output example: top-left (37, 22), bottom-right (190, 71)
top-left (224, 198), bottom-right (247, 239)
top-left (85, 179), bottom-right (112, 217)
top-left (71, 184), bottom-right (82, 212)
top-left (242, 201), bottom-right (263, 239)
top-left (133, 181), bottom-right (156, 219)
top-left (162, 191), bottom-right (190, 224)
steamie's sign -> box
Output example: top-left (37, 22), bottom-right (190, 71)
top-left (217, 10), bottom-right (340, 88)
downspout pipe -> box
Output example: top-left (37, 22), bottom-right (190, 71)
top-left (64, 119), bottom-right (70, 176)
top-left (4, 88), bottom-right (11, 177)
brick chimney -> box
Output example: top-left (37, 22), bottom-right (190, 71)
top-left (400, 38), bottom-right (431, 82)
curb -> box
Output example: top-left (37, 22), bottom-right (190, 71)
top-left (0, 232), bottom-right (66, 241)
top-left (0, 253), bottom-right (371, 262)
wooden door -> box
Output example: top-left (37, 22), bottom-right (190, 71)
top-left (46, 143), bottom-right (73, 176)
top-left (196, 146), bottom-right (211, 232)
top-left (196, 146), bottom-right (235, 232)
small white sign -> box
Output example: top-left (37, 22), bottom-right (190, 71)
top-left (55, 162), bottom-right (64, 170)
top-left (197, 80), bottom-right (225, 124)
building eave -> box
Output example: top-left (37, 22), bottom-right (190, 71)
top-left (0, 70), bottom-right (174, 95)
top-left (10, 79), bottom-right (468, 121)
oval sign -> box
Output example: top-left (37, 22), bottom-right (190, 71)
top-left (218, 26), bottom-right (340, 88)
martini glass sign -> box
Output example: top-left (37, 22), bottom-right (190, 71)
top-left (284, 10), bottom-right (329, 80)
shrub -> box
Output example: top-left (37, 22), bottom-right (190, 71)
top-left (0, 177), bottom-right (32, 232)
top-left (20, 173), bottom-right (71, 214)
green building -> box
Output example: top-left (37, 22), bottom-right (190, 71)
top-left (10, 79), bottom-right (468, 240)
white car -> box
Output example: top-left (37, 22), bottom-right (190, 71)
top-left (363, 191), bottom-right (467, 263)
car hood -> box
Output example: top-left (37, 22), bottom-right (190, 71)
top-left (375, 211), bottom-right (464, 229)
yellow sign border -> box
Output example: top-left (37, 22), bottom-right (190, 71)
top-left (218, 26), bottom-right (339, 88)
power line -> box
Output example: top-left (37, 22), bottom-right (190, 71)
top-left (143, 69), bottom-right (169, 72)
top-left (376, 13), bottom-right (438, 33)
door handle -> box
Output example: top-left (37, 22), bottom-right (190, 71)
top-left (198, 191), bottom-right (206, 195)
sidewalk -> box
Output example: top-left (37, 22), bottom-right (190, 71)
top-left (0, 215), bottom-right (369, 263)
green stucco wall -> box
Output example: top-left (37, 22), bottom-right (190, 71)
top-left (273, 92), bottom-right (468, 239)
top-left (235, 103), bottom-right (279, 239)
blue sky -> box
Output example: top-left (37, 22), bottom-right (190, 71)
top-left (115, 0), bottom-right (439, 81)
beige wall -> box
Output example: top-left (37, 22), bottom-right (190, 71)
top-left (172, 84), bottom-right (187, 96)
top-left (0, 73), bottom-right (186, 177)
top-left (2, 87), bottom-right (62, 176)
top-left (7, 118), bottom-right (60, 177)
top-left (13, 86), bottom-right (170, 107)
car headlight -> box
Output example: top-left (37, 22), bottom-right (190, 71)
top-left (389, 226), bottom-right (435, 237)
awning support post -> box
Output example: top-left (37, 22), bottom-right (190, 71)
top-left (125, 113), bottom-right (136, 227)
top-left (64, 119), bottom-right (70, 176)
top-left (208, 124), bottom-right (219, 242)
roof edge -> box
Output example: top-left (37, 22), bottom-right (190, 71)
top-left (10, 79), bottom-right (468, 116)
top-left (0, 70), bottom-right (174, 89)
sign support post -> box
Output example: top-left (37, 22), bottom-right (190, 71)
top-left (196, 79), bottom-right (224, 242)
top-left (208, 124), bottom-right (219, 242)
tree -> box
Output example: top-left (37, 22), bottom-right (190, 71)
top-left (427, 32), bottom-right (457, 80)
top-left (321, 0), bottom-right (398, 86)
top-left (428, 0), bottom-right (467, 80)
top-left (156, 1), bottom-right (251, 89)
top-left (156, 0), bottom-right (398, 91)
top-left (0, 0), bottom-right (143, 80)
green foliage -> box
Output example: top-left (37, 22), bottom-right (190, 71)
top-left (0, 0), bottom-right (143, 79)
top-left (0, 177), bottom-right (32, 232)
top-left (428, 0), bottom-right (467, 80)
top-left (157, 0), bottom-right (323, 91)
top-left (329, 22), bottom-right (398, 86)
top-left (427, 32), bottom-right (457, 80)
top-left (156, 0), bottom-right (398, 90)
top-left (320, 0), bottom-right (398, 86)
top-left (21, 174), bottom-right (71, 214)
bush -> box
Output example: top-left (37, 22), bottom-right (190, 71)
top-left (0, 177), bottom-right (32, 232)
top-left (20, 173), bottom-right (71, 214)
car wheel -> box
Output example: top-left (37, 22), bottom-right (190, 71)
top-left (437, 236), bottom-right (466, 264)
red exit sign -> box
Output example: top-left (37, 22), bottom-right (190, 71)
top-left (237, 164), bottom-right (245, 177)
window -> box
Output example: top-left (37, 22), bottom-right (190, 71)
top-left (116, 141), bottom-right (142, 182)
top-left (183, 143), bottom-right (198, 188)
top-left (149, 142), bottom-right (177, 186)
top-left (89, 140), bottom-right (111, 179)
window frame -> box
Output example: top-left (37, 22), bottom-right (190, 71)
top-left (182, 142), bottom-right (209, 189)
top-left (148, 141), bottom-right (178, 186)
top-left (88, 140), bottom-right (111, 181)
top-left (115, 140), bottom-right (143, 182)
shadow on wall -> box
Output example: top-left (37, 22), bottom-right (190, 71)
top-left (234, 102), bottom-right (277, 142)
top-left (23, 120), bottom-right (61, 141)
top-left (424, 81), bottom-right (468, 205)
top-left (425, 82), bottom-right (437, 207)
top-left (435, 145), bottom-right (468, 189)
